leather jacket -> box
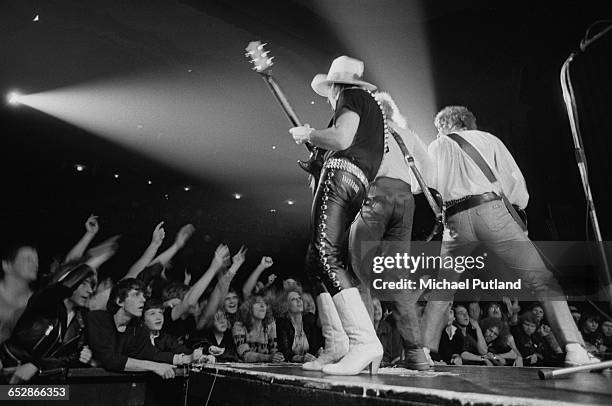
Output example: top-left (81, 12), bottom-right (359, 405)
top-left (0, 264), bottom-right (94, 372)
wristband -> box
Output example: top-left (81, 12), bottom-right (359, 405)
top-left (305, 127), bottom-right (314, 143)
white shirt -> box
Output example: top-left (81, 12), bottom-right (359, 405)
top-left (376, 125), bottom-right (436, 194)
top-left (428, 130), bottom-right (529, 209)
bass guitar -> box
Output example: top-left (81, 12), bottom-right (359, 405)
top-left (245, 41), bottom-right (325, 187)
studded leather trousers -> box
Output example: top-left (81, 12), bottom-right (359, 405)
top-left (305, 166), bottom-right (367, 295)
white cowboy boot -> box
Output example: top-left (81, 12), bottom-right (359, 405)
top-left (302, 292), bottom-right (349, 371)
top-left (322, 288), bottom-right (383, 375)
top-left (564, 343), bottom-right (601, 367)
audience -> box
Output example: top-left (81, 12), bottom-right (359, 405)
top-left (232, 294), bottom-right (284, 363)
top-left (569, 305), bottom-right (582, 324)
top-left (452, 304), bottom-right (488, 365)
top-left (222, 288), bottom-right (241, 329)
top-left (143, 298), bottom-right (191, 355)
top-left (467, 301), bottom-right (482, 324)
top-left (0, 211), bottom-right (608, 385)
top-left (0, 263), bottom-right (97, 383)
top-left (371, 298), bottom-right (402, 364)
top-left (579, 313), bottom-right (602, 351)
top-left (87, 278), bottom-right (207, 379)
top-left (511, 312), bottom-right (545, 366)
top-left (436, 305), bottom-right (463, 365)
top-left (480, 317), bottom-right (517, 366)
top-left (0, 243), bottom-right (39, 344)
top-left (198, 309), bottom-right (239, 362)
top-left (302, 292), bottom-right (316, 315)
top-left (275, 287), bottom-right (322, 363)
top-left (599, 320), bottom-right (612, 352)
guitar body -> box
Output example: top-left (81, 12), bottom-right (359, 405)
top-left (412, 188), bottom-right (444, 241)
top-left (297, 146), bottom-right (325, 181)
top-left (512, 204), bottom-right (528, 229)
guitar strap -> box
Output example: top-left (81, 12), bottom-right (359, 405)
top-left (389, 130), bottom-right (442, 218)
top-left (389, 130), bottom-right (426, 191)
top-left (446, 133), bottom-right (527, 231)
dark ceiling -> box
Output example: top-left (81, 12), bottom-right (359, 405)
top-left (1, 0), bottom-right (610, 283)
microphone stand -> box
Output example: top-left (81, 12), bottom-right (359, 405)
top-left (559, 22), bottom-right (612, 313)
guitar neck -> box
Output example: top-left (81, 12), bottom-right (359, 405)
top-left (260, 74), bottom-right (302, 127)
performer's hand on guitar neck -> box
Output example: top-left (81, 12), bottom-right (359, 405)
top-left (290, 124), bottom-right (313, 145)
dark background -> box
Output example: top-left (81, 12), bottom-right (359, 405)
top-left (0, 1), bottom-right (610, 287)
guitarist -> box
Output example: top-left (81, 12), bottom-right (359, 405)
top-left (348, 91), bottom-right (436, 371)
top-left (420, 105), bottom-right (600, 367)
top-left (289, 56), bottom-right (385, 375)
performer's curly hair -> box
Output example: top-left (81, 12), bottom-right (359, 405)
top-left (434, 105), bottom-right (477, 133)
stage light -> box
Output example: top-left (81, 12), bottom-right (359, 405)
top-left (147, 180), bottom-right (152, 185)
top-left (287, 199), bottom-right (295, 205)
top-left (7, 91), bottom-right (22, 106)
top-left (183, 186), bottom-right (191, 191)
top-left (310, 101), bottom-right (315, 105)
top-left (75, 164), bottom-right (85, 172)
top-left (233, 193), bottom-right (242, 200)
top-left (269, 209), bottom-right (277, 213)
top-left (114, 173), bottom-right (119, 179)
top-left (33, 15), bottom-right (39, 22)
top-left (272, 145), bottom-right (277, 150)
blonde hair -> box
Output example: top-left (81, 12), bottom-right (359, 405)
top-left (374, 91), bottom-right (407, 129)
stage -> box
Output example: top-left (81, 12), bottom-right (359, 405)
top-left (186, 363), bottom-right (612, 406)
top-left (6, 363), bottom-right (612, 405)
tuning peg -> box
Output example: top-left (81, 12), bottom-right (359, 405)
top-left (257, 43), bottom-right (267, 50)
top-left (267, 57), bottom-right (274, 65)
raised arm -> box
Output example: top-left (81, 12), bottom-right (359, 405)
top-left (196, 248), bottom-right (246, 329)
top-left (123, 222), bottom-right (166, 280)
top-left (149, 223), bottom-right (195, 267)
top-left (471, 319), bottom-right (488, 355)
top-left (242, 256), bottom-right (274, 300)
top-left (170, 244), bottom-right (230, 321)
top-left (65, 214), bottom-right (99, 263)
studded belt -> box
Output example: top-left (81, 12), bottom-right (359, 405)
top-left (323, 158), bottom-right (369, 189)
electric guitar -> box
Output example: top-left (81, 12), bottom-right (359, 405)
top-left (245, 41), bottom-right (325, 186)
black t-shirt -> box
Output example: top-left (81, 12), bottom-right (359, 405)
top-left (437, 326), bottom-right (465, 363)
top-left (327, 88), bottom-right (385, 181)
top-left (163, 307), bottom-right (196, 346)
top-left (86, 310), bottom-right (174, 372)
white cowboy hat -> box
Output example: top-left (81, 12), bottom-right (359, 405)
top-left (311, 55), bottom-right (377, 97)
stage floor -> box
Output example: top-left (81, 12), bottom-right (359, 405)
top-left (188, 363), bottom-right (612, 406)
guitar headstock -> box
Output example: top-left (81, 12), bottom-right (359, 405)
top-left (245, 41), bottom-right (274, 75)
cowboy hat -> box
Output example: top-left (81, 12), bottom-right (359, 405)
top-left (311, 55), bottom-right (376, 97)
